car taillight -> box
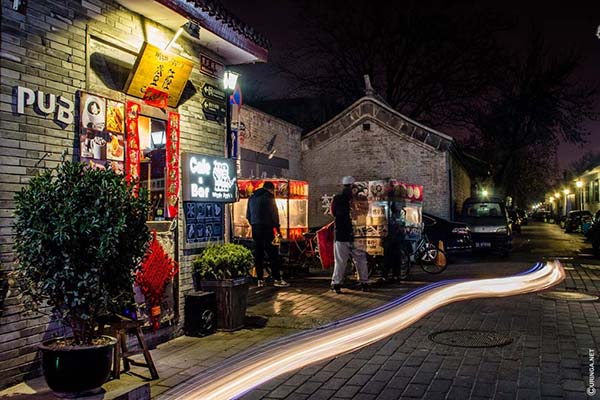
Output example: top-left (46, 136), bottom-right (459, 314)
top-left (452, 227), bottom-right (469, 234)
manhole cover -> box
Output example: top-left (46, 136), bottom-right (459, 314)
top-left (538, 291), bottom-right (599, 302)
top-left (428, 329), bottom-right (513, 348)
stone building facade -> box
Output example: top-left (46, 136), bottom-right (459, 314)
top-left (237, 105), bottom-right (302, 179)
top-left (0, 0), bottom-right (267, 387)
top-left (302, 96), bottom-right (471, 228)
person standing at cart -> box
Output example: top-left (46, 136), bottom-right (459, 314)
top-left (246, 181), bottom-right (290, 288)
top-left (330, 176), bottom-right (370, 294)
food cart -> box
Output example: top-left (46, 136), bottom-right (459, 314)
top-left (234, 179), bottom-right (309, 241)
top-left (351, 179), bottom-right (424, 255)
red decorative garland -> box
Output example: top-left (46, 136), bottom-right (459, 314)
top-left (136, 231), bottom-right (179, 330)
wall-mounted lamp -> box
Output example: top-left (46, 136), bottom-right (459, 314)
top-left (265, 134), bottom-right (277, 159)
top-left (183, 21), bottom-right (200, 39)
top-left (151, 129), bottom-right (166, 149)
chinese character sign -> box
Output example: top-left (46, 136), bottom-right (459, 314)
top-left (125, 42), bottom-right (193, 108)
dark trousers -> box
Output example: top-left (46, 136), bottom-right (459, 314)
top-left (251, 225), bottom-right (282, 281)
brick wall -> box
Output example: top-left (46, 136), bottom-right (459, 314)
top-left (302, 99), bottom-right (454, 229)
top-left (238, 105), bottom-right (302, 179)
top-left (0, 0), bottom-right (228, 387)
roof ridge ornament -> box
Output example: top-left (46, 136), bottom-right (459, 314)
top-left (363, 75), bottom-right (374, 97)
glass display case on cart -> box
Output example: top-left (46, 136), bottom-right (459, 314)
top-left (234, 179), bottom-right (309, 240)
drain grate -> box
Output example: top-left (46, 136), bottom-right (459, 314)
top-left (428, 329), bottom-right (513, 348)
top-left (538, 291), bottom-right (598, 302)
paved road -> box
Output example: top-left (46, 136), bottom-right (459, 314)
top-left (238, 222), bottom-right (600, 400)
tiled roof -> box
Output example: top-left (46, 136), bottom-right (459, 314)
top-left (185, 0), bottom-right (270, 49)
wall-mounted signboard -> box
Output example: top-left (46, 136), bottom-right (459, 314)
top-left (182, 153), bottom-right (237, 202)
top-left (201, 82), bottom-right (226, 102)
top-left (184, 202), bottom-right (224, 243)
top-left (199, 54), bottom-right (224, 79)
top-left (125, 42), bottom-right (193, 108)
top-left (201, 98), bottom-right (226, 123)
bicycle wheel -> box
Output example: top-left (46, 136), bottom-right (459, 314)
top-left (418, 243), bottom-right (447, 273)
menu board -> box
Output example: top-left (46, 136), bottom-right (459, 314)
top-left (184, 202), bottom-right (224, 243)
top-left (79, 92), bottom-right (125, 173)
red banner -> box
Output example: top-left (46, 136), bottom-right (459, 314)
top-left (143, 87), bottom-right (169, 109)
top-left (125, 101), bottom-right (141, 192)
top-left (166, 112), bottom-right (180, 218)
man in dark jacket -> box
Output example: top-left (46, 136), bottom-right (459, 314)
top-left (246, 181), bottom-right (289, 288)
top-left (330, 176), bottom-right (370, 293)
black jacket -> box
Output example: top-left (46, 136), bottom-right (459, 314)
top-left (331, 186), bottom-right (353, 242)
top-left (246, 188), bottom-right (280, 230)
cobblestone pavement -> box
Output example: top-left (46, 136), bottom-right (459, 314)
top-left (237, 223), bottom-right (600, 400)
top-left (2, 222), bottom-right (598, 400)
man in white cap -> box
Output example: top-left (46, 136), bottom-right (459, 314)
top-left (330, 176), bottom-right (370, 293)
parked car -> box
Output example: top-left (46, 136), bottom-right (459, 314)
top-left (532, 210), bottom-right (551, 222)
top-left (422, 212), bottom-right (473, 254)
top-left (507, 209), bottom-right (522, 233)
top-left (461, 197), bottom-right (512, 256)
top-left (516, 209), bottom-right (528, 225)
top-left (564, 210), bottom-right (593, 233)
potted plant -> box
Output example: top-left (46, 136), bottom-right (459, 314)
top-left (12, 159), bottom-right (150, 396)
top-left (192, 243), bottom-right (253, 331)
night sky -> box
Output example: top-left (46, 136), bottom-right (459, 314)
top-left (222, 0), bottom-right (600, 170)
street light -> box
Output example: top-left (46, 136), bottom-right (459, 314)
top-left (223, 70), bottom-right (239, 159)
top-left (576, 180), bottom-right (583, 210)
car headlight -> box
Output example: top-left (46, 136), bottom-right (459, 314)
top-left (496, 227), bottom-right (508, 233)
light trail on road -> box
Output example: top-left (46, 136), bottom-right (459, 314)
top-left (162, 261), bottom-right (565, 400)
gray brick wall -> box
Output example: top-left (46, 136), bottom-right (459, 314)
top-left (0, 0), bottom-right (229, 387)
top-left (239, 105), bottom-right (302, 179)
top-left (302, 98), bottom-right (462, 229)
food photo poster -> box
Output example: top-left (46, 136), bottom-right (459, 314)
top-left (79, 92), bottom-right (125, 174)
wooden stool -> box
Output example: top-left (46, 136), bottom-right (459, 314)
top-left (99, 315), bottom-right (159, 380)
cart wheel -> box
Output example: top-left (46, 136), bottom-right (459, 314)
top-left (418, 243), bottom-right (447, 273)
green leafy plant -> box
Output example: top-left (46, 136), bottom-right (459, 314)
top-left (13, 160), bottom-right (150, 345)
top-left (192, 243), bottom-right (253, 280)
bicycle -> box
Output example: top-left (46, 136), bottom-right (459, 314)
top-left (400, 234), bottom-right (448, 275)
top-left (292, 232), bottom-right (321, 271)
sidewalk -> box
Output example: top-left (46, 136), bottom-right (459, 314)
top-left (2, 223), bottom-right (599, 399)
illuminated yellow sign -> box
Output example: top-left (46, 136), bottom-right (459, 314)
top-left (125, 42), bottom-right (193, 108)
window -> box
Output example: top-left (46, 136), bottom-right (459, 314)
top-left (595, 180), bottom-right (600, 203)
top-left (138, 116), bottom-right (169, 221)
top-left (464, 202), bottom-right (503, 218)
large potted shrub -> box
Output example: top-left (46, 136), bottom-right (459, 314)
top-left (12, 159), bottom-right (150, 396)
top-left (192, 243), bottom-right (253, 331)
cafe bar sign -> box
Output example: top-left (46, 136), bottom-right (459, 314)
top-left (182, 153), bottom-right (237, 202)
top-left (125, 42), bottom-right (194, 108)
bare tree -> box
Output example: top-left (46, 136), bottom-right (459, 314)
top-left (276, 0), bottom-right (512, 129)
top-left (463, 33), bottom-right (599, 205)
